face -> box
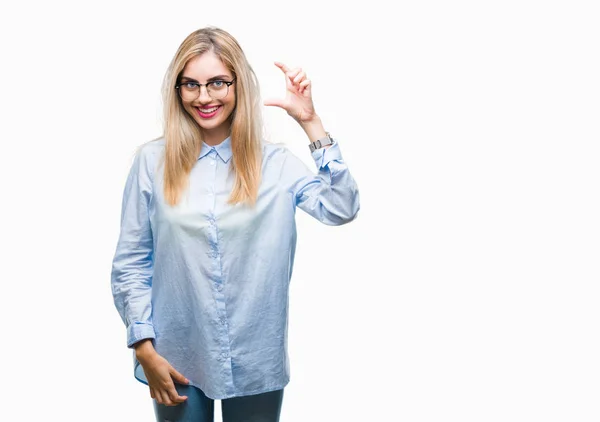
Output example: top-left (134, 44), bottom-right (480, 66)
top-left (179, 51), bottom-right (236, 145)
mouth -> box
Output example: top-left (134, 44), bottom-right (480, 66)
top-left (196, 105), bottom-right (222, 118)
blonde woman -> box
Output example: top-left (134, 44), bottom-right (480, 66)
top-left (111, 26), bottom-right (360, 422)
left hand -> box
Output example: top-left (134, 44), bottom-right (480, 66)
top-left (264, 61), bottom-right (318, 125)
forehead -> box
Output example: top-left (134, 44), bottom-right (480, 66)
top-left (182, 51), bottom-right (232, 80)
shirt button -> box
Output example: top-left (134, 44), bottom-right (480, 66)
top-left (210, 160), bottom-right (215, 166)
top-left (221, 352), bottom-right (229, 358)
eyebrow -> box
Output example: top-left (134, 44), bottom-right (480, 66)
top-left (180, 75), bottom-right (232, 83)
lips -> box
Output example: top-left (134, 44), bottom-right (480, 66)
top-left (196, 105), bottom-right (221, 118)
top-left (198, 105), bottom-right (220, 113)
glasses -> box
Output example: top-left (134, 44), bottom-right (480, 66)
top-left (175, 78), bottom-right (236, 101)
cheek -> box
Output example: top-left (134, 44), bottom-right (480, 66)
top-left (222, 96), bottom-right (235, 117)
top-left (183, 103), bottom-right (196, 117)
top-left (228, 89), bottom-right (236, 108)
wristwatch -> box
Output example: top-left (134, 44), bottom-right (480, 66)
top-left (308, 132), bottom-right (334, 153)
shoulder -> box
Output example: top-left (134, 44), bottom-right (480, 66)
top-left (260, 140), bottom-right (315, 187)
top-left (132, 137), bottom-right (165, 181)
top-left (262, 139), bottom-right (287, 157)
top-left (138, 137), bottom-right (165, 159)
top-left (261, 139), bottom-right (300, 166)
top-left (261, 140), bottom-right (308, 177)
top-left (136, 136), bottom-right (165, 164)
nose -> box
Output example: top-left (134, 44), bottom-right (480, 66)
top-left (198, 85), bottom-right (212, 103)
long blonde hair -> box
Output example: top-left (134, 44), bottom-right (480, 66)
top-left (160, 27), bottom-right (263, 207)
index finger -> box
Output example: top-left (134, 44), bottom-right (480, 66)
top-left (274, 61), bottom-right (291, 73)
top-left (167, 384), bottom-right (188, 403)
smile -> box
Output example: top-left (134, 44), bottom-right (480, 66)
top-left (196, 105), bottom-right (222, 118)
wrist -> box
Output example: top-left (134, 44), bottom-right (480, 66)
top-left (134, 339), bottom-right (156, 361)
top-left (299, 116), bottom-right (326, 142)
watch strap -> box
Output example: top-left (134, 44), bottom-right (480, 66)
top-left (309, 132), bottom-right (333, 153)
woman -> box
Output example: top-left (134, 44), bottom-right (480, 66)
top-left (111, 26), bottom-right (360, 422)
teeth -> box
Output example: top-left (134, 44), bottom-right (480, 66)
top-left (199, 106), bottom-right (219, 113)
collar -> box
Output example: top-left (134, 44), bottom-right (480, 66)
top-left (198, 135), bottom-right (232, 163)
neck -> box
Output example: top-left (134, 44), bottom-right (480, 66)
top-left (201, 127), bottom-right (230, 147)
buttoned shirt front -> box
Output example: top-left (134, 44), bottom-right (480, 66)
top-left (111, 135), bottom-right (360, 399)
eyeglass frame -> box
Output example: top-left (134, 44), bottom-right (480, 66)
top-left (175, 78), bottom-right (237, 100)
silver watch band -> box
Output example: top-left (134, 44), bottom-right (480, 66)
top-left (309, 132), bottom-right (333, 153)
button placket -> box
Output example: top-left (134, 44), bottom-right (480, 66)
top-left (209, 149), bottom-right (217, 199)
top-left (204, 147), bottom-right (232, 373)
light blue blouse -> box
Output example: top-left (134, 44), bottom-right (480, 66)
top-left (111, 135), bottom-right (360, 399)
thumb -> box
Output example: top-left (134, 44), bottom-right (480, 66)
top-left (263, 98), bottom-right (285, 108)
top-left (169, 366), bottom-right (189, 384)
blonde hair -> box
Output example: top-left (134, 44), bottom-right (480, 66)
top-left (160, 26), bottom-right (263, 207)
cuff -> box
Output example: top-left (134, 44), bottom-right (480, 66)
top-left (311, 138), bottom-right (343, 170)
top-left (126, 321), bottom-right (156, 348)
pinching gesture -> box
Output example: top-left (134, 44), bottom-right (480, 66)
top-left (264, 61), bottom-right (319, 125)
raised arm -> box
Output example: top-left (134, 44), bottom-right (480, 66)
top-left (280, 135), bottom-right (360, 225)
top-left (264, 61), bottom-right (360, 225)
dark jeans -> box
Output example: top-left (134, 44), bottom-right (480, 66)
top-left (153, 384), bottom-right (284, 422)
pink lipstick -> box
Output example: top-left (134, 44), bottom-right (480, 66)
top-left (196, 105), bottom-right (221, 118)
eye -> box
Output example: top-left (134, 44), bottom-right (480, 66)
top-left (210, 80), bottom-right (225, 88)
top-left (182, 82), bottom-right (198, 89)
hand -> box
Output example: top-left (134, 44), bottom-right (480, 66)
top-left (138, 351), bottom-right (189, 406)
top-left (264, 61), bottom-right (319, 125)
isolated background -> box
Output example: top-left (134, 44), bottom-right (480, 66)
top-left (1, 1), bottom-right (599, 421)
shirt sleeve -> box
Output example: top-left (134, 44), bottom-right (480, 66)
top-left (111, 146), bottom-right (156, 348)
top-left (281, 138), bottom-right (360, 225)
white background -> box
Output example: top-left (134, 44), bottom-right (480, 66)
top-left (1, 0), bottom-right (599, 421)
